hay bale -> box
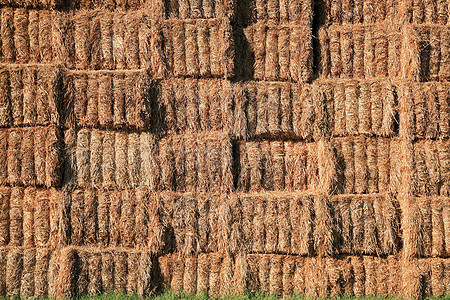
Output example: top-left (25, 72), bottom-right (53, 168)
top-left (113, 251), bottom-right (127, 293)
top-left (23, 187), bottom-right (35, 248)
top-left (6, 248), bottom-right (22, 297)
top-left (350, 196), bottom-right (364, 253)
top-left (35, 248), bottom-right (49, 298)
top-left (183, 255), bottom-right (197, 295)
top-left (18, 249), bottom-right (35, 298)
top-left (126, 251), bottom-right (139, 294)
top-left (0, 188), bottom-right (9, 246)
top-left (137, 251), bottom-right (153, 298)
top-left (269, 256), bottom-right (282, 295)
top-left (10, 187), bottom-right (23, 246)
top-left (264, 199), bottom-right (277, 253)
top-left (209, 252), bottom-right (221, 296)
top-left (120, 190), bottom-right (136, 248)
top-left (35, 189), bottom-right (50, 247)
top-left (196, 253), bottom-right (209, 296)
top-left (56, 248), bottom-right (77, 299)
top-left (258, 255), bottom-right (270, 293)
top-left (49, 189), bottom-right (59, 248)
top-left (7, 129), bottom-right (21, 185)
top-left (252, 198), bottom-right (265, 253)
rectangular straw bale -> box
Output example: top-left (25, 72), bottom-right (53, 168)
top-left (252, 198), bottom-right (265, 253)
top-left (2, 8), bottom-right (15, 62)
top-left (120, 190), bottom-right (136, 248)
top-left (90, 130), bottom-right (103, 188)
top-left (113, 73), bottom-right (126, 126)
top-left (87, 252), bottom-right (102, 296)
top-left (7, 129), bottom-right (21, 185)
top-left (269, 256), bottom-right (282, 295)
top-left (126, 251), bottom-right (139, 294)
top-left (0, 69), bottom-right (11, 127)
top-left (83, 190), bottom-right (98, 246)
top-left (113, 251), bottom-right (127, 293)
top-left (0, 188), bottom-right (9, 246)
top-left (159, 136), bottom-right (175, 191)
top-left (440, 27), bottom-right (450, 81)
top-left (97, 191), bottom-right (110, 247)
top-left (173, 136), bottom-right (185, 192)
top-left (115, 132), bottom-right (129, 189)
top-left (48, 189), bottom-right (59, 248)
top-left (341, 28), bottom-right (353, 78)
top-left (21, 128), bottom-right (35, 186)
top-left (183, 255), bottom-right (197, 295)
top-left (34, 248), bottom-right (49, 298)
top-left (363, 198), bottom-right (379, 255)
top-left (438, 140), bottom-right (450, 196)
top-left (444, 202), bottom-right (450, 255)
top-left (76, 129), bottom-right (91, 187)
top-left (277, 197), bottom-right (291, 253)
top-left (10, 68), bottom-right (23, 127)
top-left (70, 190), bottom-right (84, 246)
top-left (0, 130), bottom-right (6, 185)
top-left (34, 189), bottom-right (50, 247)
top-left (6, 248), bottom-right (22, 297)
top-left (102, 131), bottom-right (115, 188)
top-left (101, 252), bottom-right (114, 293)
top-left (354, 135), bottom-right (368, 194)
top-left (85, 74), bottom-right (99, 127)
top-left (10, 187), bottom-right (23, 246)
top-left (431, 198), bottom-right (445, 257)
top-left (20, 248), bottom-right (35, 298)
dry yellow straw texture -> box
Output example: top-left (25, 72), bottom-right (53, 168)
top-left (0, 0), bottom-right (448, 299)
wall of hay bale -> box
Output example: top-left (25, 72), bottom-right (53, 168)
top-left (0, 0), bottom-right (448, 298)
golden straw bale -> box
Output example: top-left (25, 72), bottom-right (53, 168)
top-left (183, 255), bottom-right (197, 295)
top-left (97, 191), bottom-right (110, 247)
top-left (135, 189), bottom-right (149, 250)
top-left (444, 202), bottom-right (450, 256)
top-left (1, 8), bottom-right (15, 62)
top-left (10, 187), bottom-right (23, 246)
top-left (0, 188), bottom-right (9, 246)
top-left (366, 138), bottom-right (378, 193)
top-left (87, 252), bottom-right (101, 296)
top-left (277, 197), bottom-right (291, 254)
top-left (252, 198), bottom-right (265, 253)
top-left (35, 248), bottom-right (49, 297)
top-left (438, 140), bottom-right (450, 196)
top-left (35, 189), bottom-right (50, 247)
top-left (113, 251), bottom-right (127, 293)
top-left (70, 190), bottom-right (84, 246)
top-left (121, 190), bottom-right (136, 248)
top-left (171, 254), bottom-right (184, 293)
top-left (363, 198), bottom-right (379, 255)
top-left (126, 251), bottom-right (139, 294)
top-left (293, 257), bottom-right (305, 295)
top-left (196, 253), bottom-right (209, 296)
top-left (138, 251), bottom-right (153, 298)
top-left (0, 69), bottom-right (11, 127)
top-left (101, 252), bottom-right (114, 293)
top-left (20, 248), bottom-right (35, 298)
top-left (314, 195), bottom-right (334, 257)
top-left (48, 249), bottom-right (60, 298)
top-left (258, 255), bottom-right (270, 294)
top-left (56, 248), bottom-right (77, 299)
top-left (265, 199), bottom-right (277, 253)
top-left (209, 252), bottom-right (222, 296)
top-left (269, 255), bottom-right (282, 295)
top-left (23, 187), bottom-right (35, 248)
top-left (6, 248), bottom-right (22, 297)
top-left (281, 256), bottom-right (294, 296)
top-left (84, 190), bottom-right (98, 246)
top-left (114, 132), bottom-right (128, 188)
top-left (7, 129), bottom-right (21, 185)
top-left (10, 68), bottom-right (23, 127)
top-left (350, 196), bottom-right (364, 253)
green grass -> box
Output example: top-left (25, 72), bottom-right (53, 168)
top-left (75, 291), bottom-right (450, 300)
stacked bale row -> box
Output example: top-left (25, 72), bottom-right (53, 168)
top-left (0, 8), bottom-right (234, 77)
top-left (53, 0), bottom-right (238, 298)
top-left (22, 249), bottom-right (448, 299)
top-left (59, 190), bottom-right (401, 257)
top-left (317, 0), bottom-right (450, 297)
top-left (0, 2), bottom-right (66, 297)
top-left (65, 129), bottom-right (232, 192)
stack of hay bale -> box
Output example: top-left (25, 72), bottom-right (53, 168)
top-left (0, 0), bottom-right (66, 296)
top-left (0, 0), bottom-right (448, 298)
top-left (316, 0), bottom-right (450, 298)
